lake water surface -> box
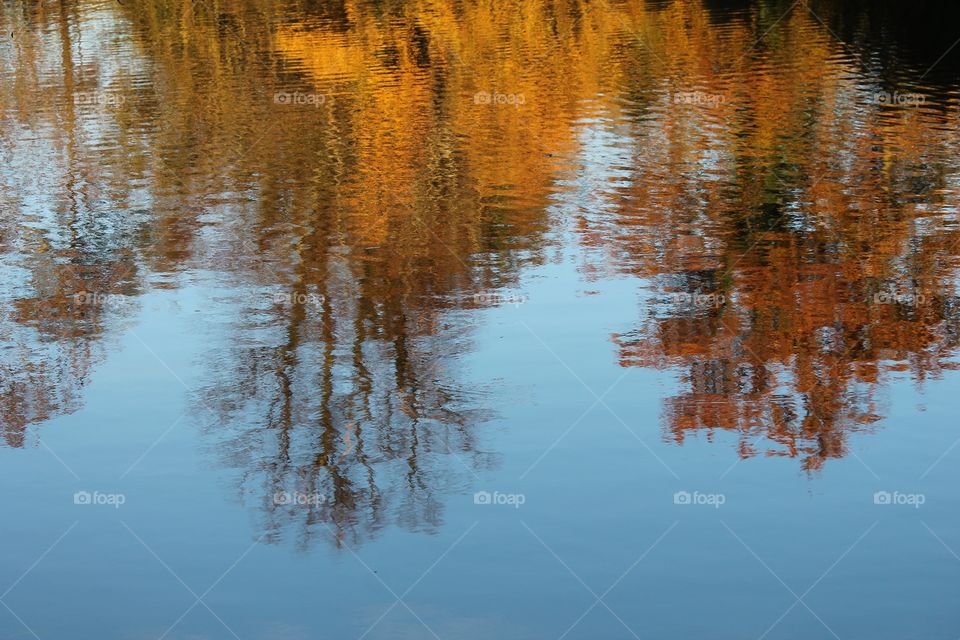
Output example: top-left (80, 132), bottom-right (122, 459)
top-left (2, 0), bottom-right (960, 638)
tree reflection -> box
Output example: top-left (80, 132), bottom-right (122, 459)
top-left (601, 4), bottom-right (960, 470)
top-left (3, 0), bottom-right (960, 548)
top-left (195, 228), bottom-right (503, 547)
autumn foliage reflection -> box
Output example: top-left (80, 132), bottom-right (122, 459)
top-left (598, 6), bottom-right (960, 470)
top-left (3, 0), bottom-right (960, 547)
